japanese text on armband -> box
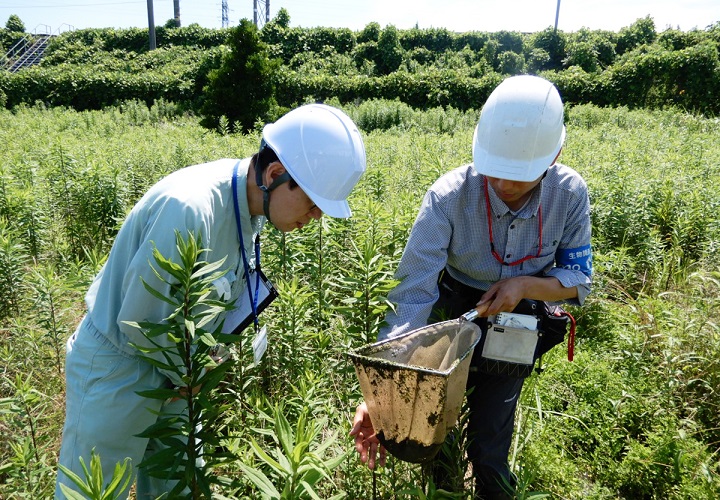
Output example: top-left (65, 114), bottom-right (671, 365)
top-left (557, 244), bottom-right (592, 278)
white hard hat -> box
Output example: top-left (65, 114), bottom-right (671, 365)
top-left (262, 103), bottom-right (366, 218)
top-left (473, 75), bottom-right (566, 182)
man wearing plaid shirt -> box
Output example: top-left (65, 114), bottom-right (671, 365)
top-left (352, 75), bottom-right (592, 499)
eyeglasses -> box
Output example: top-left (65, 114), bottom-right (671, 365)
top-left (484, 177), bottom-right (542, 266)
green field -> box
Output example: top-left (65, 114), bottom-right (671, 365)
top-left (1, 100), bottom-right (719, 498)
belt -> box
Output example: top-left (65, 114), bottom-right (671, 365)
top-left (438, 269), bottom-right (486, 297)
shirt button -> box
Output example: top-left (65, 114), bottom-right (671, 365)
top-left (506, 254), bottom-right (512, 259)
top-left (510, 224), bottom-right (515, 229)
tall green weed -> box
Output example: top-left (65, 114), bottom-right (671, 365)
top-left (1, 101), bottom-right (719, 498)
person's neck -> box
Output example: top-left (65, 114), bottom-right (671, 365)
top-left (505, 195), bottom-right (531, 212)
top-left (246, 159), bottom-right (265, 217)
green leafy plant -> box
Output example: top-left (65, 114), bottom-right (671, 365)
top-left (0, 222), bottom-right (26, 320)
top-left (124, 230), bottom-right (236, 497)
top-left (0, 374), bottom-right (56, 496)
top-left (200, 19), bottom-right (281, 132)
top-left (57, 449), bottom-right (133, 500)
top-left (27, 263), bottom-right (75, 376)
top-left (239, 402), bottom-right (346, 499)
top-left (334, 236), bottom-right (399, 345)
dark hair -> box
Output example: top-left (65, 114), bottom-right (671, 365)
top-left (252, 145), bottom-right (298, 189)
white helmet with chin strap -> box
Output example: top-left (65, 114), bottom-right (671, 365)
top-left (259, 103), bottom-right (366, 219)
top-left (473, 75), bottom-right (566, 182)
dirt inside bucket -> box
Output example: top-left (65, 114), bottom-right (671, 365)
top-left (376, 431), bottom-right (443, 464)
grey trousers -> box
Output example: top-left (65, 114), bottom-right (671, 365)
top-left (429, 357), bottom-right (525, 499)
top-left (465, 368), bottom-right (525, 498)
top-left (428, 270), bottom-right (526, 498)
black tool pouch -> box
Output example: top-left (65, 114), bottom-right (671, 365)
top-left (535, 301), bottom-right (571, 358)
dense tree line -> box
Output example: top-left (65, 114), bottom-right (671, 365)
top-left (1, 10), bottom-right (719, 130)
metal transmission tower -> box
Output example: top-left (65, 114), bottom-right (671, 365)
top-left (253, 0), bottom-right (270, 28)
top-left (222, 0), bottom-right (229, 28)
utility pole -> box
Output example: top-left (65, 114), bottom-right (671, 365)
top-left (174, 0), bottom-right (181, 27)
top-left (253, 0), bottom-right (270, 29)
top-left (554, 0), bottom-right (561, 31)
top-left (147, 0), bottom-right (156, 49)
top-left (222, 0), bottom-right (228, 28)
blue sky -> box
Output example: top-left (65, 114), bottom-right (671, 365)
top-left (1, 0), bottom-right (717, 36)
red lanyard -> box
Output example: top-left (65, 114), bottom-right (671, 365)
top-left (484, 177), bottom-right (543, 267)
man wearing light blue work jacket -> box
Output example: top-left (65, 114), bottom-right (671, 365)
top-left (56, 103), bottom-right (366, 499)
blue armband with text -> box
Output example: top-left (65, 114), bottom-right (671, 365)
top-left (556, 245), bottom-right (592, 278)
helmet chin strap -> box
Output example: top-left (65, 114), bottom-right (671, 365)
top-left (255, 140), bottom-right (291, 223)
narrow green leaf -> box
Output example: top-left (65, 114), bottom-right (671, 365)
top-left (275, 449), bottom-right (292, 473)
top-left (190, 256), bottom-right (227, 280)
top-left (57, 464), bottom-right (94, 497)
top-left (184, 318), bottom-right (195, 338)
top-left (236, 462), bottom-right (281, 499)
top-left (103, 457), bottom-right (133, 497)
top-left (275, 408), bottom-right (294, 457)
top-left (135, 388), bottom-right (178, 400)
top-left (58, 484), bottom-right (89, 500)
top-left (299, 479), bottom-right (324, 500)
top-left (292, 441), bottom-right (310, 465)
top-left (140, 277), bottom-right (179, 306)
top-left (131, 355), bottom-right (175, 371)
top-left (249, 437), bottom-right (285, 474)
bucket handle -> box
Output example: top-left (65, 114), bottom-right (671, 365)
top-left (460, 309), bottom-right (479, 322)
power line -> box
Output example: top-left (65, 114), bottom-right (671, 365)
top-left (1, 1), bottom-right (144, 8)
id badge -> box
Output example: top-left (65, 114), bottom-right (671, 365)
top-left (222, 268), bottom-right (279, 335)
top-left (252, 325), bottom-right (268, 364)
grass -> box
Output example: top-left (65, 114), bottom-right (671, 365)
top-left (1, 99), bottom-right (719, 498)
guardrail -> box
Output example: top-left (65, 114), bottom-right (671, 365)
top-left (2, 24), bottom-right (75, 72)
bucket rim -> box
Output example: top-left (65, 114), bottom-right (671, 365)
top-left (347, 318), bottom-right (482, 376)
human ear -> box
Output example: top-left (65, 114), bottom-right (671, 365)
top-left (264, 161), bottom-right (286, 185)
